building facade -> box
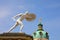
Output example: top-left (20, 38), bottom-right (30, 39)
top-left (0, 33), bottom-right (33, 40)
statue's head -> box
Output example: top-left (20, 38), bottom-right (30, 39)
top-left (24, 11), bottom-right (29, 18)
top-left (25, 11), bottom-right (29, 14)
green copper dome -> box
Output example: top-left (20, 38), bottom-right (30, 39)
top-left (33, 31), bottom-right (46, 38)
top-left (38, 22), bottom-right (43, 27)
top-left (33, 19), bottom-right (49, 39)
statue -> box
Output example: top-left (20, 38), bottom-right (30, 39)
top-left (8, 11), bottom-right (36, 33)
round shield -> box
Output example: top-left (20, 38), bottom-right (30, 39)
top-left (25, 13), bottom-right (36, 21)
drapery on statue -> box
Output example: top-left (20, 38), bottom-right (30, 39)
top-left (8, 11), bottom-right (36, 33)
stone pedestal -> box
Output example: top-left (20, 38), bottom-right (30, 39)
top-left (0, 33), bottom-right (33, 40)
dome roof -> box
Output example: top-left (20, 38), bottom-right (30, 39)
top-left (38, 23), bottom-right (43, 27)
top-left (33, 31), bottom-right (46, 38)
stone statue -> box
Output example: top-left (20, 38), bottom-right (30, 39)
top-left (8, 11), bottom-right (36, 33)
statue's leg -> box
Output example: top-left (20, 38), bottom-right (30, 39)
top-left (8, 22), bottom-right (18, 33)
top-left (20, 23), bottom-right (24, 32)
top-left (17, 20), bottom-right (24, 32)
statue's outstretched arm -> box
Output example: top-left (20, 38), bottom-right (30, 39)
top-left (12, 13), bottom-right (23, 21)
top-left (14, 13), bottom-right (23, 18)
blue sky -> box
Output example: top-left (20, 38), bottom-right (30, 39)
top-left (0, 0), bottom-right (60, 40)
